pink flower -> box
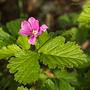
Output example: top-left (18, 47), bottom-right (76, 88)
top-left (19, 17), bottom-right (48, 45)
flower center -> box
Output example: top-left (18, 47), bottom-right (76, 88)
top-left (32, 30), bottom-right (38, 35)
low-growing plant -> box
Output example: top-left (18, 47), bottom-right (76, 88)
top-left (0, 0), bottom-right (90, 90)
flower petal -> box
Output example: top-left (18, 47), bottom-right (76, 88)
top-left (28, 36), bottom-right (36, 45)
top-left (28, 17), bottom-right (39, 30)
top-left (40, 24), bottom-right (48, 32)
top-left (38, 24), bottom-right (48, 35)
top-left (19, 21), bottom-right (32, 36)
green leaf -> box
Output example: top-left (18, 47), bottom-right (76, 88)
top-left (40, 79), bottom-right (75, 90)
top-left (17, 86), bottom-right (28, 90)
top-left (61, 27), bottom-right (78, 41)
top-left (39, 36), bottom-right (87, 68)
top-left (0, 72), bottom-right (17, 90)
top-left (78, 1), bottom-right (90, 27)
top-left (7, 51), bottom-right (40, 84)
top-left (54, 70), bottom-right (78, 85)
top-left (58, 80), bottom-right (75, 90)
top-left (0, 27), bottom-right (14, 48)
top-left (0, 44), bottom-right (21, 59)
top-left (17, 35), bottom-right (30, 50)
top-left (45, 79), bottom-right (58, 90)
top-left (6, 19), bottom-right (22, 37)
top-left (84, 70), bottom-right (90, 89)
top-left (36, 31), bottom-right (50, 49)
top-left (58, 13), bottom-right (79, 29)
top-left (40, 79), bottom-right (58, 90)
top-left (61, 27), bottom-right (88, 44)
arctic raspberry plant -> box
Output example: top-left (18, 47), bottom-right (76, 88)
top-left (0, 2), bottom-right (90, 90)
top-left (0, 16), bottom-right (87, 90)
